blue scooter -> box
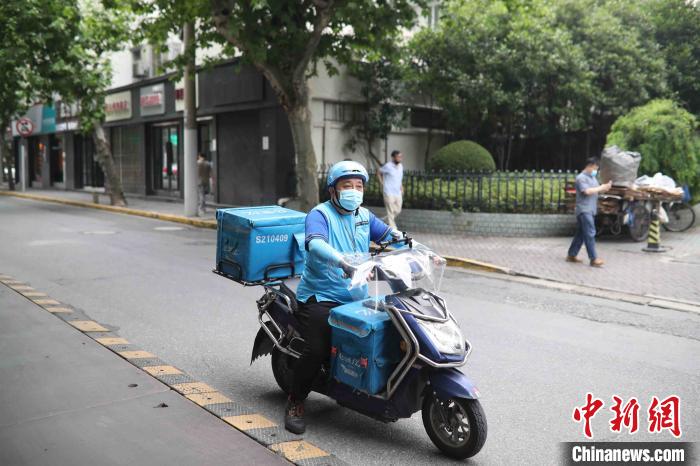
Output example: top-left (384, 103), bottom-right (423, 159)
top-left (249, 237), bottom-right (487, 459)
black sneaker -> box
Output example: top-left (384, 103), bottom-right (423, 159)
top-left (284, 397), bottom-right (306, 434)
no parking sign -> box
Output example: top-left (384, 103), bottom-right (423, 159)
top-left (15, 118), bottom-right (34, 137)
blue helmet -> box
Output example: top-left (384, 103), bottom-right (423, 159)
top-left (327, 161), bottom-right (369, 188)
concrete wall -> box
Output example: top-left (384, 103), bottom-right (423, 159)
top-left (368, 206), bottom-right (577, 237)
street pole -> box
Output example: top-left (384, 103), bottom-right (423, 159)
top-left (183, 21), bottom-right (198, 217)
top-left (20, 139), bottom-right (28, 192)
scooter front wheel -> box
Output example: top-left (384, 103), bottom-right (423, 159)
top-left (422, 393), bottom-right (487, 460)
top-left (271, 347), bottom-right (294, 394)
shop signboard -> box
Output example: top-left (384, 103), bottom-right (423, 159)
top-left (104, 91), bottom-right (132, 122)
top-left (174, 75), bottom-right (199, 112)
top-left (140, 83), bottom-right (165, 116)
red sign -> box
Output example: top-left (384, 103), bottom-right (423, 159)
top-left (573, 393), bottom-right (683, 438)
top-left (105, 100), bottom-right (129, 113)
top-left (15, 118), bottom-right (34, 137)
top-left (140, 93), bottom-right (162, 107)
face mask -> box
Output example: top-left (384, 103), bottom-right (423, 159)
top-left (338, 189), bottom-right (363, 211)
top-left (591, 169), bottom-right (598, 177)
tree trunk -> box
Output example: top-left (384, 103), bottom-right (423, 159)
top-left (93, 123), bottom-right (127, 206)
top-left (365, 138), bottom-right (383, 170)
top-left (0, 128), bottom-right (15, 190)
top-left (286, 104), bottom-right (319, 212)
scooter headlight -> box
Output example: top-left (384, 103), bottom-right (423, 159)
top-left (416, 318), bottom-right (465, 356)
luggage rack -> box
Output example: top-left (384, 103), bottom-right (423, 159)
top-left (213, 258), bottom-right (298, 287)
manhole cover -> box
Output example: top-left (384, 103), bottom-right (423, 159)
top-left (82, 230), bottom-right (117, 235)
top-left (154, 226), bottom-right (185, 231)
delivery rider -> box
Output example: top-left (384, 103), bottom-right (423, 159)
top-left (285, 160), bottom-right (401, 434)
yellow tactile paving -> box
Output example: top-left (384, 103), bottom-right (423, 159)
top-left (69, 320), bottom-right (109, 332)
top-left (143, 365), bottom-right (183, 376)
top-left (271, 441), bottom-right (330, 461)
top-left (171, 382), bottom-right (218, 395)
top-left (22, 292), bottom-right (48, 297)
top-left (185, 392), bottom-right (232, 406)
top-left (10, 285), bottom-right (33, 291)
top-left (95, 337), bottom-right (129, 345)
top-left (33, 299), bottom-right (61, 306)
top-left (118, 350), bottom-right (155, 359)
top-left (223, 414), bottom-right (277, 430)
top-left (44, 307), bottom-right (73, 313)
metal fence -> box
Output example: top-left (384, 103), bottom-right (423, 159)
top-left (319, 169), bottom-right (577, 213)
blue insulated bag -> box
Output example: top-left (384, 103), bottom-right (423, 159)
top-left (329, 300), bottom-right (402, 395)
top-left (215, 206), bottom-right (306, 283)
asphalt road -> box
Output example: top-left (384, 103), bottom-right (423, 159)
top-left (1, 196), bottom-right (698, 465)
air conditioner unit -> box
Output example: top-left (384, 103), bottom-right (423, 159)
top-left (132, 61), bottom-right (149, 78)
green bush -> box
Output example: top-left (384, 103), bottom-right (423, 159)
top-left (606, 99), bottom-right (700, 197)
top-left (428, 140), bottom-right (496, 172)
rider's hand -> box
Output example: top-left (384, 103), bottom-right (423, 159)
top-left (339, 260), bottom-right (357, 279)
top-left (601, 181), bottom-right (613, 192)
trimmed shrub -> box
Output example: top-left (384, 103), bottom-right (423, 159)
top-left (606, 99), bottom-right (700, 196)
top-left (428, 140), bottom-right (496, 172)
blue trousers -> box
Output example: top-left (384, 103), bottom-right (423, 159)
top-left (568, 212), bottom-right (597, 260)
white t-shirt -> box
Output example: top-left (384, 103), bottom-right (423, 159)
top-left (380, 162), bottom-right (403, 196)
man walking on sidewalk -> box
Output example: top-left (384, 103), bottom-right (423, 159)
top-left (379, 150), bottom-right (404, 229)
top-left (197, 153), bottom-right (212, 216)
top-left (566, 157), bottom-right (612, 267)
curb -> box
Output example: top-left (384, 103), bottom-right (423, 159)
top-left (453, 267), bottom-right (700, 315)
top-left (0, 190), bottom-right (217, 229)
top-left (0, 273), bottom-right (347, 466)
top-left (443, 255), bottom-right (513, 275)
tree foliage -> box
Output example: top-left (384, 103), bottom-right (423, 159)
top-left (407, 0), bottom-right (674, 169)
top-left (0, 0), bottom-right (80, 188)
top-left (607, 99), bottom-right (700, 193)
top-left (644, 0), bottom-right (700, 117)
top-left (137, 0), bottom-right (425, 210)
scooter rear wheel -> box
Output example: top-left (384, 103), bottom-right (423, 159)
top-left (271, 347), bottom-right (294, 394)
top-left (422, 393), bottom-right (487, 460)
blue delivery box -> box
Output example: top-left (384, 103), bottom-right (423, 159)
top-left (329, 300), bottom-right (402, 395)
top-left (216, 206), bottom-right (306, 283)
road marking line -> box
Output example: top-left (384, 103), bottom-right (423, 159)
top-left (96, 337), bottom-right (129, 345)
top-left (69, 320), bottom-right (109, 332)
top-left (143, 365), bottom-right (183, 376)
top-left (118, 350), bottom-right (155, 359)
top-left (171, 382), bottom-right (218, 395)
top-left (44, 307), bottom-right (73, 313)
top-left (186, 392), bottom-right (232, 406)
top-left (223, 414), bottom-right (277, 430)
top-left (33, 299), bottom-right (61, 305)
top-left (22, 292), bottom-right (48, 297)
top-left (271, 440), bottom-right (330, 461)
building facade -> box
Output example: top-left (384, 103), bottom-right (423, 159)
top-left (6, 47), bottom-right (445, 206)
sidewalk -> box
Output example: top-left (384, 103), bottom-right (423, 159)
top-left (0, 284), bottom-right (288, 466)
top-left (419, 226), bottom-right (700, 305)
top-left (2, 187), bottom-right (698, 305)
